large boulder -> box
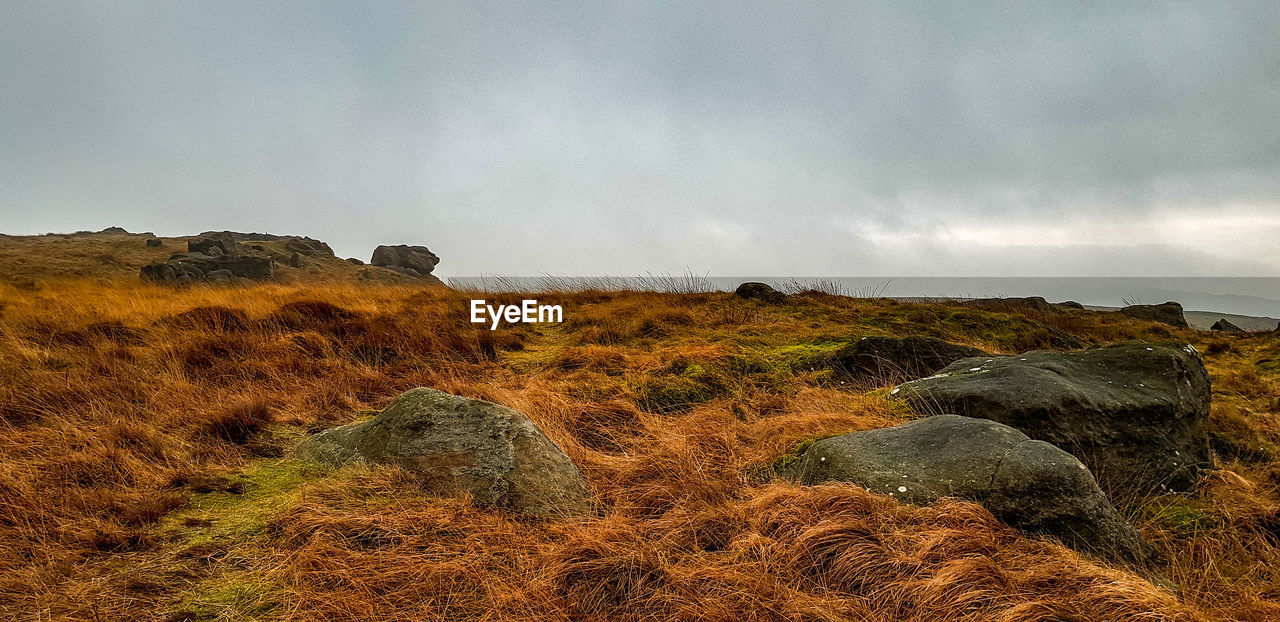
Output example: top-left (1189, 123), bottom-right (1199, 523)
top-left (188, 232), bottom-right (241, 258)
top-left (1120, 302), bottom-right (1189, 328)
top-left (786, 415), bottom-right (1151, 564)
top-left (893, 343), bottom-right (1210, 497)
top-left (1210, 318), bottom-right (1244, 333)
top-left (832, 336), bottom-right (988, 383)
top-left (296, 388), bottom-right (591, 517)
top-left (371, 244), bottom-right (440, 276)
top-left (734, 282), bottom-right (786, 303)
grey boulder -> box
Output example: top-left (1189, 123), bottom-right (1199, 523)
top-left (734, 282), bottom-right (786, 303)
top-left (832, 336), bottom-right (988, 383)
top-left (188, 232), bottom-right (241, 258)
top-left (786, 415), bottom-right (1151, 565)
top-left (371, 244), bottom-right (440, 276)
top-left (893, 343), bottom-right (1210, 498)
top-left (1119, 302), bottom-right (1189, 328)
top-left (284, 237), bottom-right (335, 257)
top-left (296, 388), bottom-right (591, 517)
top-left (1210, 318), bottom-right (1244, 333)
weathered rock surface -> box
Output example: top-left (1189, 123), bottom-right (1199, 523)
top-left (188, 232), bottom-right (241, 257)
top-left (1120, 302), bottom-right (1189, 328)
top-left (961, 296), bottom-right (1054, 313)
top-left (371, 244), bottom-right (440, 276)
top-left (145, 238), bottom-right (163, 247)
top-left (1210, 318), bottom-right (1245, 333)
top-left (959, 296), bottom-right (1085, 314)
top-left (832, 336), bottom-right (988, 382)
top-left (893, 343), bottom-right (1210, 497)
top-left (733, 282), bottom-right (786, 303)
top-left (140, 233), bottom-right (275, 283)
top-left (786, 415), bottom-right (1151, 564)
top-left (284, 237), bottom-right (335, 257)
top-left (296, 388), bottom-right (591, 517)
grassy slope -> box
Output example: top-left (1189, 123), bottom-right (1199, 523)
top-left (0, 271), bottom-right (1278, 620)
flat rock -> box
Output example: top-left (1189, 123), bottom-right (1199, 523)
top-left (296, 388), bottom-right (591, 517)
top-left (1119, 302), bottom-right (1189, 328)
top-left (893, 343), bottom-right (1210, 498)
top-left (786, 415), bottom-right (1151, 565)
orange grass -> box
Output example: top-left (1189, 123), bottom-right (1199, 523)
top-left (0, 277), bottom-right (1278, 620)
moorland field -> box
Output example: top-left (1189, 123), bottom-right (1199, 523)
top-left (2, 235), bottom-right (1280, 621)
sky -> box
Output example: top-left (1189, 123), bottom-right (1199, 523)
top-left (3, 1), bottom-right (1279, 277)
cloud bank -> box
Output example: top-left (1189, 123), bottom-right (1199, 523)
top-left (3, 1), bottom-right (1278, 275)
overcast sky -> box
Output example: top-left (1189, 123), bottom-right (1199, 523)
top-left (3, 1), bottom-right (1278, 276)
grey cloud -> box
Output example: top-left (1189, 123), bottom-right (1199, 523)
top-left (2, 1), bottom-right (1278, 275)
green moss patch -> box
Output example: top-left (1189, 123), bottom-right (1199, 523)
top-left (1141, 496), bottom-right (1220, 535)
top-left (173, 571), bottom-right (281, 621)
top-left (163, 458), bottom-right (327, 546)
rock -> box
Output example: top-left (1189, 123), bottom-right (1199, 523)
top-left (345, 258), bottom-right (364, 265)
top-left (786, 415), bottom-right (1151, 565)
top-left (188, 232), bottom-right (240, 258)
top-left (1119, 302), bottom-right (1189, 328)
top-left (145, 238), bottom-right (163, 247)
top-left (205, 269), bottom-right (234, 282)
top-left (733, 282), bottom-right (786, 303)
top-left (284, 237), bottom-right (335, 257)
top-left (1210, 318), bottom-right (1244, 333)
top-left (961, 296), bottom-right (1055, 314)
top-left (287, 252), bottom-right (304, 268)
top-left (98, 226), bottom-right (131, 234)
top-left (894, 343), bottom-right (1210, 497)
top-left (371, 244), bottom-right (440, 276)
top-left (960, 297), bottom-right (1084, 314)
top-left (141, 233), bottom-right (275, 283)
top-left (296, 388), bottom-right (591, 517)
top-left (832, 336), bottom-right (988, 382)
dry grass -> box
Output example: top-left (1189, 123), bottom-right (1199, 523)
top-left (0, 275), bottom-right (1278, 620)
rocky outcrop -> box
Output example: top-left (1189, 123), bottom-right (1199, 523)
top-left (786, 415), bottom-right (1151, 565)
top-left (1210, 318), bottom-right (1245, 333)
top-left (188, 232), bottom-right (241, 258)
top-left (832, 336), bottom-right (988, 382)
top-left (371, 245), bottom-right (441, 280)
top-left (960, 297), bottom-right (1084, 314)
top-left (145, 238), bottom-right (163, 247)
top-left (296, 388), bottom-right (591, 517)
top-left (1119, 302), bottom-right (1189, 328)
top-left (893, 343), bottom-right (1210, 497)
top-left (734, 282), bottom-right (786, 303)
top-left (284, 237), bottom-right (334, 257)
top-left (140, 233), bottom-right (274, 283)
top-left (961, 296), bottom-right (1054, 313)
